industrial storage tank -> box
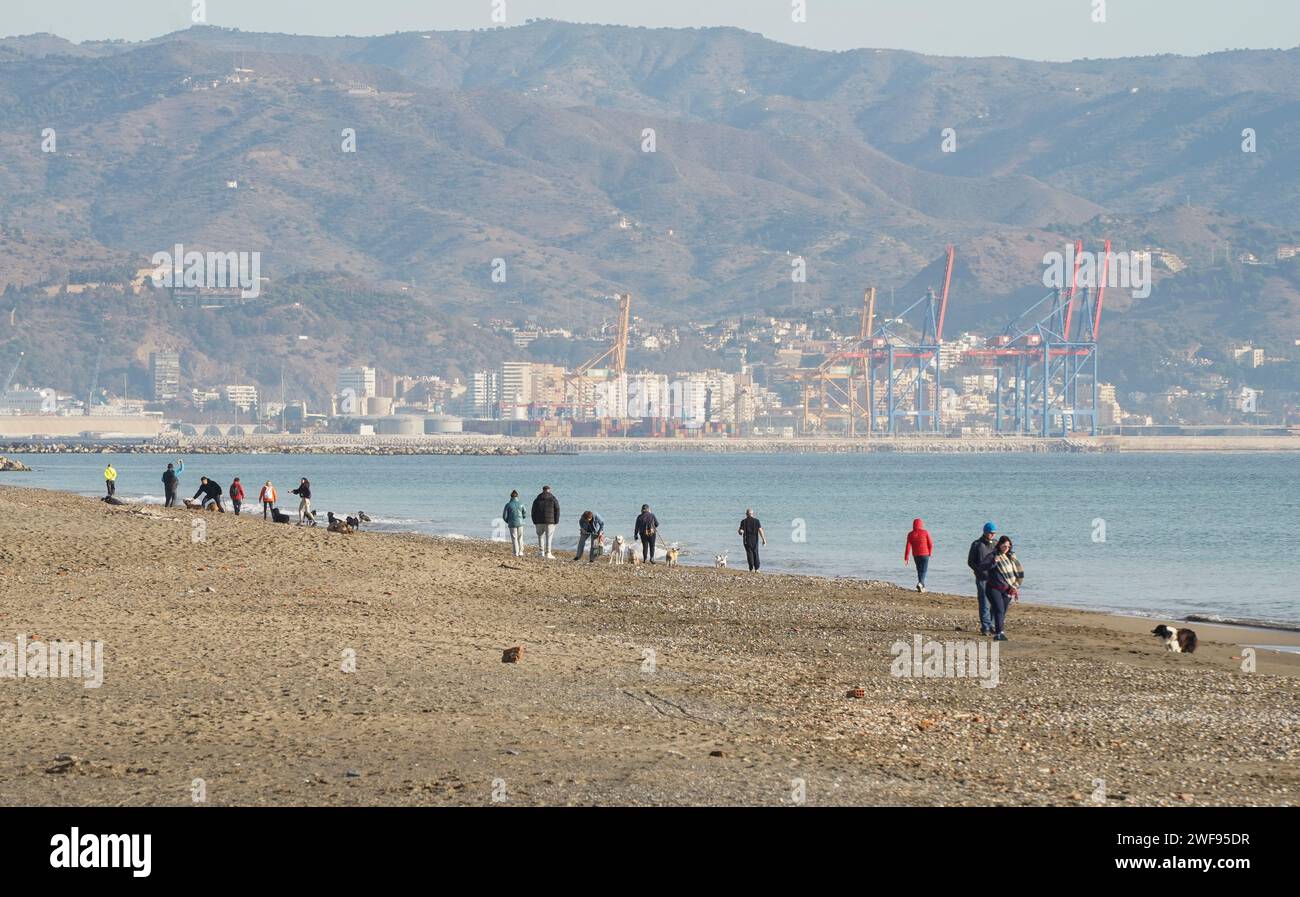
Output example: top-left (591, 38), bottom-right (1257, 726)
top-left (376, 415), bottom-right (423, 436)
top-left (424, 416), bottom-right (464, 434)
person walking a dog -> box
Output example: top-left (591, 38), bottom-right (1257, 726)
top-left (530, 486), bottom-right (560, 559)
top-left (634, 504), bottom-right (659, 564)
top-left (162, 462), bottom-right (182, 507)
top-left (103, 463), bottom-right (117, 498)
top-left (229, 478), bottom-right (245, 516)
top-left (292, 478), bottom-right (314, 525)
top-left (967, 522), bottom-right (999, 635)
top-left (502, 490), bottom-right (528, 557)
top-left (193, 477), bottom-right (225, 512)
top-left (575, 510), bottom-right (605, 562)
top-left (904, 518), bottom-right (933, 593)
top-left (738, 508), bottom-right (766, 572)
top-left (259, 481), bottom-right (277, 519)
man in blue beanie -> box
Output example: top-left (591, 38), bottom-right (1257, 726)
top-left (967, 522), bottom-right (999, 635)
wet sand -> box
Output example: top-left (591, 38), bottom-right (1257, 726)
top-left (0, 485), bottom-right (1295, 806)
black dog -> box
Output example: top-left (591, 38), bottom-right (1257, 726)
top-left (345, 511), bottom-right (371, 530)
top-left (270, 507), bottom-right (291, 524)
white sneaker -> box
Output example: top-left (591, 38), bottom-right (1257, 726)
top-left (545, 553), bottom-right (556, 560)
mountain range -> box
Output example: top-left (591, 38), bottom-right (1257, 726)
top-left (1, 21), bottom-right (1298, 401)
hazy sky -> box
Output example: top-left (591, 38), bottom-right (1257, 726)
top-left (4, 0), bottom-right (1299, 61)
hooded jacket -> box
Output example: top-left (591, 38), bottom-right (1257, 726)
top-left (904, 519), bottom-right (932, 562)
top-left (259, 484), bottom-right (277, 504)
top-left (229, 481), bottom-right (245, 501)
top-left (579, 512), bottom-right (605, 535)
top-left (502, 498), bottom-right (527, 528)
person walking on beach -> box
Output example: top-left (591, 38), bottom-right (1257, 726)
top-left (258, 480), bottom-right (277, 519)
top-left (575, 510), bottom-right (605, 562)
top-left (967, 522), bottom-right (999, 635)
top-left (904, 518), bottom-right (933, 593)
top-left (634, 504), bottom-right (659, 563)
top-left (531, 486), bottom-right (560, 559)
top-left (193, 476), bottom-right (225, 512)
top-left (502, 490), bottom-right (528, 557)
top-left (162, 462), bottom-right (182, 508)
top-left (738, 508), bottom-right (766, 572)
top-left (978, 535), bottom-right (1024, 641)
top-left (229, 477), bottom-right (245, 516)
top-left (292, 478), bottom-right (314, 525)
top-left (103, 463), bottom-right (117, 498)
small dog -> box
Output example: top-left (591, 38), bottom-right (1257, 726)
top-left (714, 553), bottom-right (728, 570)
top-left (608, 535), bottom-right (626, 565)
top-left (326, 512), bottom-right (354, 534)
top-left (1152, 624), bottom-right (1198, 654)
top-left (665, 544), bottom-right (680, 566)
top-left (183, 498), bottom-right (202, 510)
top-left (627, 547), bottom-right (641, 566)
top-left (270, 507), bottom-right (291, 524)
top-left (346, 511), bottom-right (371, 530)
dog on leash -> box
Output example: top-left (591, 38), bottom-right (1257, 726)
top-left (607, 535), bottom-right (626, 565)
top-left (714, 552), bottom-right (728, 570)
top-left (665, 544), bottom-right (680, 566)
top-left (1152, 624), bottom-right (1198, 654)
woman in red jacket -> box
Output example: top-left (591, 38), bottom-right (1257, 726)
top-left (904, 518), bottom-right (933, 593)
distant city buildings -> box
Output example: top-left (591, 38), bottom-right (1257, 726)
top-left (336, 366), bottom-right (377, 400)
top-left (150, 351), bottom-right (180, 401)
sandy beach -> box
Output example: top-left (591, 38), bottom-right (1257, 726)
top-left (0, 484), bottom-right (1295, 807)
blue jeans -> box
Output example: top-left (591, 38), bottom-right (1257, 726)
top-left (987, 586), bottom-right (1010, 635)
top-left (914, 555), bottom-right (929, 587)
top-left (975, 578), bottom-right (993, 631)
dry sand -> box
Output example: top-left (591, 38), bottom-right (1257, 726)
top-left (0, 485), bottom-right (1295, 806)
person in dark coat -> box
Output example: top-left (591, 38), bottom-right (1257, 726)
top-left (162, 462), bottom-right (181, 508)
top-left (634, 505), bottom-right (660, 563)
top-left (193, 477), bottom-right (225, 512)
top-left (738, 508), bottom-right (766, 572)
top-left (530, 486), bottom-right (560, 559)
top-left (967, 522), bottom-right (999, 635)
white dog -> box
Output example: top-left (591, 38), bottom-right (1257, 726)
top-left (714, 552), bottom-right (728, 569)
top-left (665, 544), bottom-right (680, 566)
top-left (627, 546), bottom-right (641, 566)
top-left (607, 535), bottom-right (626, 565)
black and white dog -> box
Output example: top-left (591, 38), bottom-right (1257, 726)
top-left (1152, 624), bottom-right (1198, 654)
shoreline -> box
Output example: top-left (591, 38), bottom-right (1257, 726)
top-left (2, 484), bottom-right (1296, 806)
top-left (5, 481), bottom-right (1300, 636)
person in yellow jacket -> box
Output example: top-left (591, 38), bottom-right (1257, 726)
top-left (258, 481), bottom-right (278, 519)
top-left (103, 463), bottom-right (117, 498)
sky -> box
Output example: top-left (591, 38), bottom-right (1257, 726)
top-left (3, 0), bottom-right (1299, 61)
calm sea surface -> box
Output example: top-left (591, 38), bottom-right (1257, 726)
top-left (8, 451), bottom-right (1299, 625)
